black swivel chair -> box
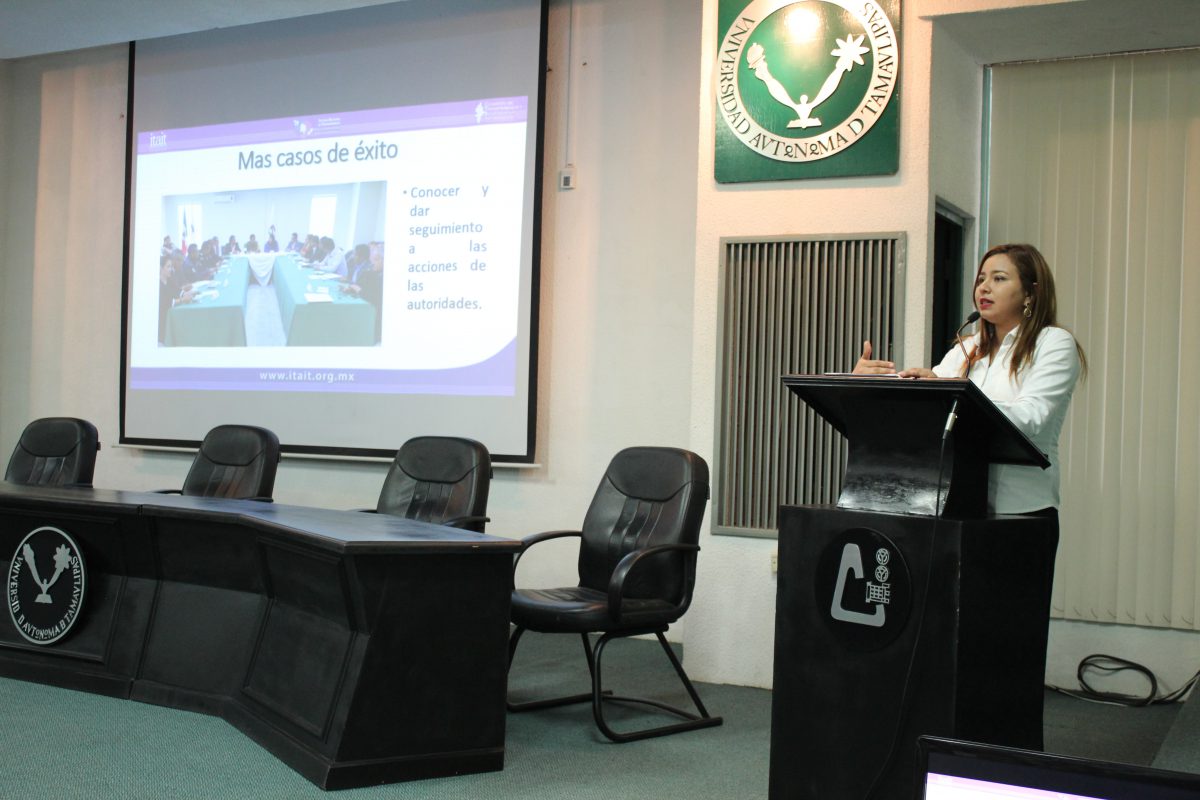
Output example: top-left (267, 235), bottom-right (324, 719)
top-left (507, 446), bottom-right (723, 742)
top-left (369, 436), bottom-right (491, 532)
top-left (166, 425), bottom-right (280, 501)
top-left (4, 417), bottom-right (100, 488)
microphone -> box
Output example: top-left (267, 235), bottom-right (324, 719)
top-left (955, 310), bottom-right (981, 375)
top-left (944, 311), bottom-right (980, 441)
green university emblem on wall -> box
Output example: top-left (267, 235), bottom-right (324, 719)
top-left (715, 0), bottom-right (900, 181)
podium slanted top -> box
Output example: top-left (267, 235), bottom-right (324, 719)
top-left (781, 374), bottom-right (1048, 517)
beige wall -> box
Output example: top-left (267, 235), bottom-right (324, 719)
top-left (1, 49), bottom-right (129, 449)
top-left (499, 0), bottom-right (704, 591)
top-left (929, 22), bottom-right (984, 241)
top-left (0, 58), bottom-right (9, 325)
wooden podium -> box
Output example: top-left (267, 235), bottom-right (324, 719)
top-left (769, 375), bottom-right (1058, 800)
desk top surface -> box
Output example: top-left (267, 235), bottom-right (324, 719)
top-left (0, 483), bottom-right (520, 555)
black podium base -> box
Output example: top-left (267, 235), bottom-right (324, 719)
top-left (768, 506), bottom-right (1058, 800)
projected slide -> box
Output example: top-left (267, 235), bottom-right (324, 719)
top-left (130, 98), bottom-right (527, 396)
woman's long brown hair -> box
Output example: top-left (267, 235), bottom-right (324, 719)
top-left (965, 243), bottom-right (1087, 380)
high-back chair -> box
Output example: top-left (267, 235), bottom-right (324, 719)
top-left (178, 424), bottom-right (280, 501)
top-left (372, 436), bottom-right (491, 531)
top-left (507, 446), bottom-right (722, 742)
top-left (4, 417), bottom-right (100, 488)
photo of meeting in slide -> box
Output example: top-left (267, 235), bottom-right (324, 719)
top-left (157, 181), bottom-right (386, 348)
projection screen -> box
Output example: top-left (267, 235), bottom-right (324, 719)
top-left (122, 0), bottom-right (545, 461)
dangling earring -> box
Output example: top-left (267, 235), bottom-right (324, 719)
top-left (1023, 300), bottom-right (1032, 319)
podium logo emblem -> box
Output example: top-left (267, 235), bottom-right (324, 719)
top-left (817, 527), bottom-right (909, 650)
top-left (716, 0), bottom-right (899, 163)
top-left (831, 543), bottom-right (887, 627)
top-left (7, 526), bottom-right (87, 645)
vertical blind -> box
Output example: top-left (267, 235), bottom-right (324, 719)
top-left (715, 237), bottom-right (899, 535)
top-left (988, 49), bottom-right (1200, 630)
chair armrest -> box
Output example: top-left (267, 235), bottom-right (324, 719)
top-left (521, 529), bottom-right (583, 547)
top-left (607, 543), bottom-right (700, 622)
top-left (442, 514), bottom-right (491, 529)
top-left (512, 530), bottom-right (582, 574)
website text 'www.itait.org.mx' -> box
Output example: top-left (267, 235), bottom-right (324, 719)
top-left (258, 369), bottom-right (357, 385)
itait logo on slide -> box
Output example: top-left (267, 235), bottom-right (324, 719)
top-left (7, 526), bottom-right (87, 645)
top-left (716, 0), bottom-right (898, 170)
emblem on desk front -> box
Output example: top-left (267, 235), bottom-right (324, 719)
top-left (7, 526), bottom-right (87, 645)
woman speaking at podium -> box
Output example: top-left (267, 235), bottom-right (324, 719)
top-left (854, 243), bottom-right (1086, 518)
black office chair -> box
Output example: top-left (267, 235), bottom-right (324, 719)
top-left (507, 446), bottom-right (723, 742)
top-left (369, 436), bottom-right (491, 532)
top-left (169, 425), bottom-right (280, 501)
top-left (4, 417), bottom-right (100, 488)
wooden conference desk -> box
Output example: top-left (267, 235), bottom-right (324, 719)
top-left (0, 483), bottom-right (520, 789)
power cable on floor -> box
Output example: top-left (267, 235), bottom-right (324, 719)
top-left (1047, 654), bottom-right (1200, 707)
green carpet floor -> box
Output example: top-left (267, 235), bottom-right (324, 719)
top-left (0, 634), bottom-right (1190, 799)
top-left (0, 635), bottom-right (767, 800)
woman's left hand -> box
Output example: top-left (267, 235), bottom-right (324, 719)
top-left (897, 367), bottom-right (937, 379)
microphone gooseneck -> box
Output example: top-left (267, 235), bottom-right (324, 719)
top-left (956, 310), bottom-right (981, 377)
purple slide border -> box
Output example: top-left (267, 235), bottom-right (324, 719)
top-left (130, 339), bottom-right (518, 396)
top-left (137, 96), bottom-right (528, 155)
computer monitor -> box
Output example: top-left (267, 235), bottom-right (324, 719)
top-left (918, 735), bottom-right (1200, 799)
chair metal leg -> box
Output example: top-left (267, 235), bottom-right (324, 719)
top-left (507, 630), bottom-right (611, 712)
top-left (507, 624), bottom-right (526, 669)
top-left (590, 630), bottom-right (724, 743)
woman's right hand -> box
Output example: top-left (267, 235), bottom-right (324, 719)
top-left (897, 367), bottom-right (937, 379)
top-left (852, 340), bottom-right (895, 374)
